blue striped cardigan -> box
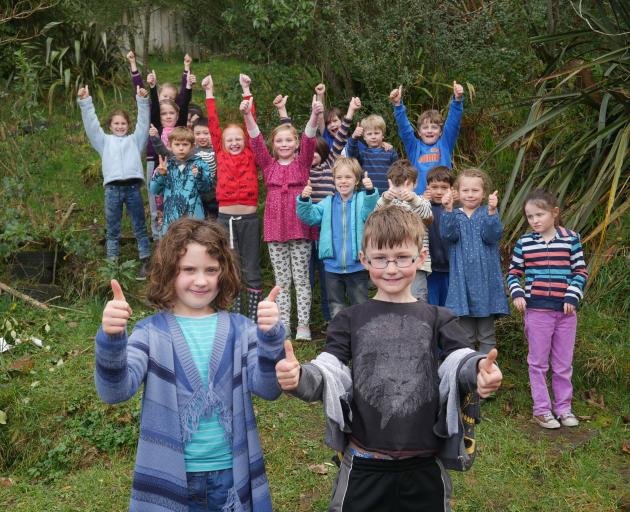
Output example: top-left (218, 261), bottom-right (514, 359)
top-left (95, 310), bottom-right (286, 511)
top-left (507, 226), bottom-right (588, 310)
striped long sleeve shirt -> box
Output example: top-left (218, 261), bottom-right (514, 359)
top-left (507, 226), bottom-right (588, 310)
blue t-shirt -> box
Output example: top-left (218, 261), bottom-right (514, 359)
top-left (175, 314), bottom-right (232, 472)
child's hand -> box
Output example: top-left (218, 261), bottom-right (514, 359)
top-left (477, 349), bottom-right (502, 398)
top-left (239, 73), bottom-right (252, 91)
top-left (398, 189), bottom-right (416, 203)
top-left (157, 155), bottom-right (167, 176)
top-left (137, 85), bottom-right (148, 98)
top-left (362, 171), bottom-right (373, 191)
top-left (201, 74), bottom-right (213, 91)
top-left (311, 95), bottom-right (324, 116)
top-left (77, 85), bottom-right (89, 100)
top-left (276, 339), bottom-right (301, 391)
top-left (348, 96), bottom-right (361, 115)
top-left (126, 51), bottom-right (136, 64)
top-left (513, 297), bottom-right (527, 313)
top-left (442, 189), bottom-right (454, 211)
top-left (389, 85), bottom-right (402, 106)
top-left (352, 125), bottom-right (364, 139)
top-left (187, 73), bottom-right (196, 89)
top-left (147, 69), bottom-right (157, 88)
top-left (314, 83), bottom-right (325, 97)
top-left (183, 53), bottom-right (192, 71)
top-left (453, 80), bottom-right (464, 101)
top-left (149, 124), bottom-right (158, 137)
top-left (192, 164), bottom-right (199, 177)
top-left (240, 98), bottom-right (253, 115)
top-left (102, 279), bottom-right (133, 335)
top-left (488, 190), bottom-right (499, 215)
top-left (381, 141), bottom-right (393, 152)
top-left (382, 189), bottom-right (396, 201)
top-left (273, 94), bottom-right (288, 109)
top-left (257, 286), bottom-right (281, 332)
top-left (423, 189), bottom-right (432, 200)
top-left (563, 302), bottom-right (576, 315)
top-left (301, 179), bottom-right (313, 199)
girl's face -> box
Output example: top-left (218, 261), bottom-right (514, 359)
top-left (273, 129), bottom-right (298, 161)
top-left (458, 176), bottom-right (485, 211)
top-left (334, 166), bottom-right (358, 200)
top-left (222, 126), bottom-right (245, 155)
top-left (173, 242), bottom-right (220, 317)
top-left (109, 115), bottom-right (129, 136)
top-left (160, 104), bottom-right (178, 128)
top-left (159, 86), bottom-right (177, 102)
top-left (525, 202), bottom-right (559, 238)
top-left (327, 115), bottom-right (341, 135)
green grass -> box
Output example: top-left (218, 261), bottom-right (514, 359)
top-left (1, 56), bottom-right (629, 511)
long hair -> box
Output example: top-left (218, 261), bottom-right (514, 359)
top-left (523, 189), bottom-right (562, 227)
top-left (146, 218), bottom-right (241, 311)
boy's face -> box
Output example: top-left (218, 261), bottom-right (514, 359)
top-left (360, 240), bottom-right (427, 302)
top-left (171, 139), bottom-right (193, 160)
top-left (418, 119), bottom-right (442, 145)
top-left (364, 128), bottom-right (384, 148)
top-left (427, 180), bottom-right (451, 203)
top-left (193, 125), bottom-right (211, 148)
top-left (388, 179), bottom-right (416, 196)
top-left (334, 166), bottom-right (358, 200)
top-left (222, 126), bottom-right (245, 155)
top-left (109, 115), bottom-right (129, 137)
top-left (327, 115), bottom-right (341, 135)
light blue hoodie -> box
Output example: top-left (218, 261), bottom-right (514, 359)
top-left (78, 95), bottom-right (149, 185)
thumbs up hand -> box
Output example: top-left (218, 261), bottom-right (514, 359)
top-left (453, 80), bottom-right (464, 101)
top-left (442, 188), bottom-right (454, 212)
top-left (257, 286), bottom-right (281, 332)
top-left (301, 179), bottom-right (313, 199)
top-left (78, 85), bottom-right (89, 100)
top-left (102, 279), bottom-right (133, 335)
top-left (488, 190), bottom-right (499, 215)
top-left (137, 85), bottom-right (148, 98)
top-left (191, 164), bottom-right (199, 177)
top-left (389, 85), bottom-right (403, 106)
top-left (147, 69), bottom-right (156, 88)
top-left (362, 171), bottom-right (373, 191)
top-left (276, 339), bottom-right (301, 391)
top-left (477, 348), bottom-right (502, 398)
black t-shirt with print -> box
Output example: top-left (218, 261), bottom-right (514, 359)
top-left (324, 299), bottom-right (470, 456)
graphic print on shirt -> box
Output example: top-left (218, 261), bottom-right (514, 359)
top-left (418, 147), bottom-right (441, 165)
top-left (354, 313), bottom-right (437, 429)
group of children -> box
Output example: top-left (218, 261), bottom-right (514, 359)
top-left (86, 55), bottom-right (589, 511)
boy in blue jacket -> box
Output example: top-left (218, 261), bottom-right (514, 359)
top-left (390, 81), bottom-right (464, 194)
top-left (297, 157), bottom-right (379, 319)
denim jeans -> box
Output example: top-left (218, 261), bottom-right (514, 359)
top-left (325, 270), bottom-right (369, 319)
top-left (104, 182), bottom-right (151, 259)
top-left (309, 241), bottom-right (331, 322)
top-left (186, 469), bottom-right (233, 511)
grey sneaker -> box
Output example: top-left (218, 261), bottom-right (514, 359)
top-left (295, 325), bottom-right (312, 341)
top-left (136, 258), bottom-right (150, 281)
top-left (559, 413), bottom-right (579, 427)
top-left (533, 413), bottom-right (561, 429)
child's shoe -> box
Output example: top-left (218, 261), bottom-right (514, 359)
top-left (533, 413), bottom-right (561, 429)
top-left (558, 412), bottom-right (579, 427)
top-left (295, 325), bottom-right (312, 341)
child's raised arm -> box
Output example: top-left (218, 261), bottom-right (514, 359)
top-left (314, 83), bottom-right (326, 135)
top-left (202, 74), bottom-right (223, 151)
top-left (127, 51), bottom-right (144, 95)
top-left (77, 85), bottom-right (106, 155)
top-left (132, 86), bottom-right (150, 150)
top-left (273, 95), bottom-right (290, 123)
top-left (442, 80), bottom-right (464, 153)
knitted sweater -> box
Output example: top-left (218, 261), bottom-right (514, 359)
top-left (250, 131), bottom-right (317, 242)
top-left (345, 138), bottom-right (399, 193)
top-left (507, 226), bottom-right (588, 310)
top-left (95, 311), bottom-right (286, 512)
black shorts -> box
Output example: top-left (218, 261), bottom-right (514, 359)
top-left (329, 452), bottom-right (452, 512)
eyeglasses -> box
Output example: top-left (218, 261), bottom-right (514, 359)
top-left (365, 254), bottom-right (419, 269)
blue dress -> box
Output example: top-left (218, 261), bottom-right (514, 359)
top-left (440, 207), bottom-right (509, 317)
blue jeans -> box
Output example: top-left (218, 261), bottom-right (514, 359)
top-left (104, 181), bottom-right (151, 259)
top-left (309, 241), bottom-right (331, 321)
top-left (325, 270), bottom-right (369, 319)
top-left (186, 469), bottom-right (233, 511)
top-left (427, 271), bottom-right (449, 307)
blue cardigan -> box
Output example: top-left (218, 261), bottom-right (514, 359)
top-left (95, 311), bottom-right (285, 512)
top-left (296, 189), bottom-right (379, 263)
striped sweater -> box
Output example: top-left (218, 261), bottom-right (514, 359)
top-left (507, 227), bottom-right (588, 310)
top-left (95, 311), bottom-right (285, 511)
top-left (345, 137), bottom-right (399, 193)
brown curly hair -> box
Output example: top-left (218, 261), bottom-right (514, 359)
top-left (146, 218), bottom-right (241, 311)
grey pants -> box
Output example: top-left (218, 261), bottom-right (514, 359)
top-left (458, 316), bottom-right (496, 353)
top-left (411, 270), bottom-right (428, 302)
top-left (146, 160), bottom-right (160, 240)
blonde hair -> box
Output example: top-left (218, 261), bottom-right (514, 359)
top-left (362, 205), bottom-right (424, 252)
top-left (455, 167), bottom-right (491, 195)
top-left (361, 114), bottom-right (386, 133)
top-left (271, 124), bottom-right (298, 159)
top-left (417, 109), bottom-right (443, 132)
top-left (332, 157), bottom-right (362, 181)
top-left (168, 126), bottom-right (195, 145)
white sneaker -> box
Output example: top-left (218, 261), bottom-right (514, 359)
top-left (559, 413), bottom-right (579, 427)
top-left (295, 325), bottom-right (311, 341)
top-left (533, 413), bottom-right (561, 429)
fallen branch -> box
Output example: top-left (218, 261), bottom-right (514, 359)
top-left (0, 281), bottom-right (49, 310)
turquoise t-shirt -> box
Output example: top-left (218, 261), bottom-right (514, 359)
top-left (175, 314), bottom-right (232, 472)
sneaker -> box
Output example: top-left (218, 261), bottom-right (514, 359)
top-left (533, 413), bottom-right (561, 429)
top-left (136, 258), bottom-right (149, 281)
top-left (558, 412), bottom-right (579, 427)
top-left (295, 325), bottom-right (312, 341)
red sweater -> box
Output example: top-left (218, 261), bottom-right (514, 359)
top-left (206, 97), bottom-right (258, 207)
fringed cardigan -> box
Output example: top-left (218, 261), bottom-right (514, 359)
top-left (95, 310), bottom-right (286, 511)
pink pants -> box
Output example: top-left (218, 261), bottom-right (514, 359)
top-left (525, 309), bottom-right (577, 416)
